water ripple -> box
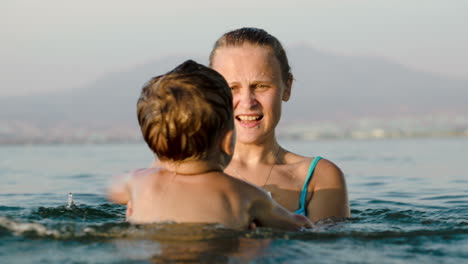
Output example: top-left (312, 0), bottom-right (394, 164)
top-left (420, 194), bottom-right (468, 201)
top-left (28, 203), bottom-right (125, 222)
top-left (0, 206), bottom-right (23, 211)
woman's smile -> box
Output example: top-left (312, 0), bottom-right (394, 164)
top-left (211, 43), bottom-right (287, 144)
top-left (236, 114), bottom-right (264, 128)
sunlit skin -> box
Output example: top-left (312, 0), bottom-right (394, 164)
top-left (211, 43), bottom-right (350, 222)
top-left (212, 45), bottom-right (288, 145)
top-left (111, 110), bottom-right (313, 230)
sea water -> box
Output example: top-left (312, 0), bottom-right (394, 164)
top-left (0, 139), bottom-right (467, 263)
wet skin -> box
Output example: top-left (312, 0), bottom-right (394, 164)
top-left (211, 43), bottom-right (350, 222)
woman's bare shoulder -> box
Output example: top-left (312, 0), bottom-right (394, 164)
top-left (312, 158), bottom-right (345, 191)
top-left (282, 151), bottom-right (344, 188)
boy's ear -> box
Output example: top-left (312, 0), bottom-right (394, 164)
top-left (221, 129), bottom-right (235, 155)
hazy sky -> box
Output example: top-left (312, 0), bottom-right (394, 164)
top-left (2, 0), bottom-right (467, 97)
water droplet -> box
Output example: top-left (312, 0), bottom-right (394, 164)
top-left (66, 193), bottom-right (75, 209)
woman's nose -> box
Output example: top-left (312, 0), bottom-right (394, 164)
top-left (236, 88), bottom-right (257, 108)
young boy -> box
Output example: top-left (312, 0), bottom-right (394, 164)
top-left (107, 60), bottom-right (312, 230)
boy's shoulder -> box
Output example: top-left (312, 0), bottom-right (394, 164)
top-left (127, 167), bottom-right (164, 184)
top-left (220, 172), bottom-right (269, 198)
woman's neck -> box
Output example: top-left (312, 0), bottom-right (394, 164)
top-left (233, 139), bottom-right (282, 167)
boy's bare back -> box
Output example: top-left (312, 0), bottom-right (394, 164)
top-left (110, 167), bottom-right (310, 230)
top-left (107, 60), bottom-right (312, 230)
top-left (113, 168), bottom-right (253, 229)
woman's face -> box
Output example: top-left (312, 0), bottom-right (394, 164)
top-left (211, 44), bottom-right (291, 145)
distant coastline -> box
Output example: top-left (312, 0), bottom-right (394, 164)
top-left (2, 115), bottom-right (467, 145)
top-left (2, 132), bottom-right (467, 145)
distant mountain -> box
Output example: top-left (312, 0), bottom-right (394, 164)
top-left (0, 55), bottom-right (204, 128)
top-left (285, 46), bottom-right (468, 122)
top-left (1, 46), bottom-right (467, 130)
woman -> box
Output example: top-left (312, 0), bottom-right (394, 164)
top-left (209, 28), bottom-right (350, 222)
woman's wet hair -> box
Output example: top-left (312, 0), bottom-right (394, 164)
top-left (137, 60), bottom-right (233, 161)
top-left (209, 27), bottom-right (292, 85)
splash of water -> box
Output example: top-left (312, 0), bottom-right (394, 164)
top-left (66, 193), bottom-right (76, 209)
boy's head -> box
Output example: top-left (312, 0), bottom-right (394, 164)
top-left (137, 60), bottom-right (233, 162)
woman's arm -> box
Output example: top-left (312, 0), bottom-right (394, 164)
top-left (307, 159), bottom-right (350, 222)
top-left (251, 189), bottom-right (313, 230)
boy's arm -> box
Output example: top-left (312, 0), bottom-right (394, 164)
top-left (250, 190), bottom-right (313, 230)
top-left (107, 172), bottom-right (132, 205)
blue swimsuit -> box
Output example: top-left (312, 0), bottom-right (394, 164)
top-left (293, 156), bottom-right (322, 216)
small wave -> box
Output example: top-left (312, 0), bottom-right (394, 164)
top-left (29, 203), bottom-right (125, 222)
top-left (367, 199), bottom-right (412, 206)
top-left (382, 191), bottom-right (415, 198)
top-left (420, 194), bottom-right (468, 201)
top-left (0, 206), bottom-right (23, 211)
top-left (0, 217), bottom-right (242, 241)
top-left (0, 216), bottom-right (61, 238)
top-left (363, 182), bottom-right (385, 187)
top-left (364, 199), bottom-right (448, 209)
top-left (0, 216), bottom-right (128, 239)
top-left (0, 193), bottom-right (37, 197)
top-left (1, 216), bottom-right (467, 243)
top-left (351, 206), bottom-right (468, 229)
top-left (287, 228), bottom-right (468, 241)
top-left (444, 200), bottom-right (468, 205)
top-left (70, 174), bottom-right (94, 179)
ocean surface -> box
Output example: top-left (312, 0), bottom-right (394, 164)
top-left (1, 138), bottom-right (467, 263)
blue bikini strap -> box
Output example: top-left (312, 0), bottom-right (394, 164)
top-left (294, 156), bottom-right (322, 216)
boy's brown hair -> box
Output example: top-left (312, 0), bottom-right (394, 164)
top-left (137, 60), bottom-right (233, 161)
